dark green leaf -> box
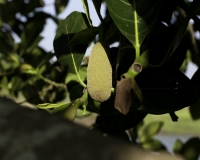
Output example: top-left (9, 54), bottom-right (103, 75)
top-left (20, 0), bottom-right (44, 15)
top-left (55, 0), bottom-right (69, 14)
top-left (67, 81), bottom-right (84, 101)
top-left (67, 27), bottom-right (99, 46)
top-left (116, 34), bottom-right (135, 80)
top-left (173, 139), bottom-right (183, 154)
top-left (190, 98), bottom-right (200, 120)
top-left (53, 11), bottom-right (89, 73)
top-left (23, 47), bottom-right (49, 68)
top-left (82, 0), bottom-right (92, 26)
top-left (105, 23), bottom-right (120, 45)
top-left (105, 0), bottom-right (160, 47)
top-left (180, 137), bottom-right (200, 160)
top-left (0, 30), bottom-right (14, 54)
top-left (20, 19), bottom-right (45, 56)
top-left (154, 0), bottom-right (200, 66)
top-left (136, 69), bottom-right (199, 114)
top-left (140, 121), bottom-right (163, 143)
top-left (191, 67), bottom-right (200, 94)
top-left (100, 94), bottom-right (147, 133)
top-left (22, 84), bottom-right (43, 105)
top-left (65, 66), bottom-right (87, 84)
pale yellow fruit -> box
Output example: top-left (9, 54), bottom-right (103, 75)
top-left (87, 42), bottom-right (112, 102)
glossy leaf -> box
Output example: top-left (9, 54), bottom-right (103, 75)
top-left (53, 11), bottom-right (89, 74)
top-left (105, 0), bottom-right (160, 47)
top-left (140, 121), bottom-right (163, 143)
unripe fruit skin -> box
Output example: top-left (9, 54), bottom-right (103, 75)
top-left (87, 42), bottom-right (112, 102)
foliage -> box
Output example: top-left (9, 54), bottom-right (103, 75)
top-left (1, 0), bottom-right (200, 159)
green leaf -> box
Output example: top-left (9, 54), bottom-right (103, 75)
top-left (100, 94), bottom-right (147, 133)
top-left (105, 23), bottom-right (120, 45)
top-left (173, 139), bottom-right (183, 154)
top-left (19, 64), bottom-right (37, 75)
top-left (190, 98), bottom-right (200, 120)
top-left (51, 103), bottom-right (72, 112)
top-left (140, 50), bottom-right (149, 68)
top-left (52, 101), bottom-right (79, 121)
top-left (65, 66), bottom-right (87, 84)
top-left (67, 27), bottom-right (99, 46)
top-left (37, 103), bottom-right (63, 109)
top-left (0, 76), bottom-right (9, 95)
top-left (53, 11), bottom-right (89, 74)
top-left (140, 121), bottom-right (163, 143)
top-left (81, 0), bottom-right (92, 26)
top-left (137, 69), bottom-right (199, 114)
top-left (141, 139), bottom-right (166, 151)
top-left (180, 137), bottom-right (200, 160)
top-left (55, 0), bottom-right (69, 14)
top-left (20, 19), bottom-right (45, 56)
top-left (152, 0), bottom-right (200, 67)
top-left (104, 0), bottom-right (159, 48)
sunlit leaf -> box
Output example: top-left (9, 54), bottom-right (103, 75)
top-left (37, 103), bottom-right (62, 109)
top-left (141, 139), bottom-right (166, 151)
top-left (19, 64), bottom-right (37, 75)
